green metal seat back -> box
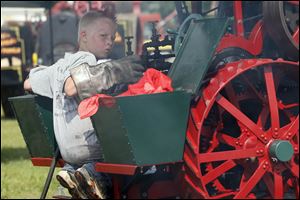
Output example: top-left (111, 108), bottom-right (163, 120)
top-left (9, 95), bottom-right (56, 157)
top-left (168, 18), bottom-right (230, 97)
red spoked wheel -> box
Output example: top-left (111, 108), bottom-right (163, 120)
top-left (183, 59), bottom-right (299, 199)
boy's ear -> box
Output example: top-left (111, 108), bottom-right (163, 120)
top-left (80, 31), bottom-right (87, 42)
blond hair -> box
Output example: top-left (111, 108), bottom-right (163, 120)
top-left (78, 11), bottom-right (116, 42)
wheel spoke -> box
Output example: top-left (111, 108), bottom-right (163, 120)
top-left (217, 132), bottom-right (237, 147)
top-left (264, 66), bottom-right (280, 133)
top-left (263, 173), bottom-right (274, 198)
top-left (224, 82), bottom-right (240, 108)
top-left (293, 28), bottom-right (299, 44)
top-left (274, 172), bottom-right (284, 199)
top-left (281, 115), bottom-right (299, 140)
top-left (202, 160), bottom-right (236, 185)
top-left (216, 94), bottom-right (266, 142)
top-left (198, 148), bottom-right (259, 163)
top-left (234, 160), bottom-right (268, 199)
top-left (256, 106), bottom-right (269, 129)
top-left (241, 74), bottom-right (265, 103)
top-left (240, 162), bottom-right (256, 189)
top-left (286, 160), bottom-right (299, 178)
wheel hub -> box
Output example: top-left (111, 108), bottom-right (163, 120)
top-left (269, 140), bottom-right (294, 162)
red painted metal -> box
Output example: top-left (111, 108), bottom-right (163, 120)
top-left (201, 160), bottom-right (236, 185)
top-left (234, 160), bottom-right (269, 198)
top-left (293, 28), bottom-right (299, 44)
top-left (197, 148), bottom-right (260, 163)
top-left (112, 176), bottom-right (122, 199)
top-left (288, 1), bottom-right (299, 6)
top-left (147, 180), bottom-right (180, 199)
top-left (216, 21), bottom-right (263, 55)
top-left (183, 59), bottom-right (299, 198)
top-left (264, 66), bottom-right (280, 135)
top-left (31, 158), bottom-right (64, 167)
top-left (274, 171), bottom-right (284, 199)
top-left (281, 116), bottom-right (299, 141)
top-left (95, 163), bottom-right (137, 175)
top-left (233, 1), bottom-right (244, 37)
top-left (216, 94), bottom-right (269, 143)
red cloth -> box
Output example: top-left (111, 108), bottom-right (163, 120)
top-left (78, 68), bottom-right (173, 119)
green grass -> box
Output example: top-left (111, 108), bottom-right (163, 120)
top-left (1, 106), bottom-right (62, 199)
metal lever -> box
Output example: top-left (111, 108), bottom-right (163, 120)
top-left (40, 148), bottom-right (60, 199)
top-left (125, 36), bottom-right (134, 56)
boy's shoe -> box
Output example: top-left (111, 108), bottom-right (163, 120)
top-left (52, 185), bottom-right (72, 199)
top-left (56, 170), bottom-right (87, 199)
top-left (74, 167), bottom-right (109, 199)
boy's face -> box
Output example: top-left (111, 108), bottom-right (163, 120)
top-left (84, 18), bottom-right (117, 59)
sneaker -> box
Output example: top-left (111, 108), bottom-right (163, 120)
top-left (52, 185), bottom-right (72, 199)
top-left (56, 170), bottom-right (87, 199)
top-left (74, 167), bottom-right (108, 199)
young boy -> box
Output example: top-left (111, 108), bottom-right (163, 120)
top-left (24, 10), bottom-right (145, 199)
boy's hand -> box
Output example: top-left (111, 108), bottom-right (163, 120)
top-left (108, 55), bottom-right (146, 83)
top-left (70, 55), bottom-right (147, 100)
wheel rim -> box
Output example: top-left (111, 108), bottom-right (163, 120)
top-left (184, 59), bottom-right (299, 198)
top-left (263, 1), bottom-right (299, 61)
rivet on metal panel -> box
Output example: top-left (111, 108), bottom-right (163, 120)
top-left (276, 58), bottom-right (284, 61)
top-left (227, 66), bottom-right (234, 72)
top-left (205, 100), bottom-right (211, 107)
top-left (259, 149), bottom-right (264, 153)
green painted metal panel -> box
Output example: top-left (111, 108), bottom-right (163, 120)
top-left (91, 91), bottom-right (191, 166)
top-left (168, 18), bottom-right (230, 96)
top-left (9, 95), bottom-right (56, 157)
top-left (91, 101), bottom-right (136, 165)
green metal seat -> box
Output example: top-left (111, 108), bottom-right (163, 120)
top-left (9, 95), bottom-right (63, 166)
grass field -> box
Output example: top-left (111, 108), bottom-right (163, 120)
top-left (1, 106), bottom-right (63, 199)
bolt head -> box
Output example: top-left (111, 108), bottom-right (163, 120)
top-left (263, 165), bottom-right (266, 169)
